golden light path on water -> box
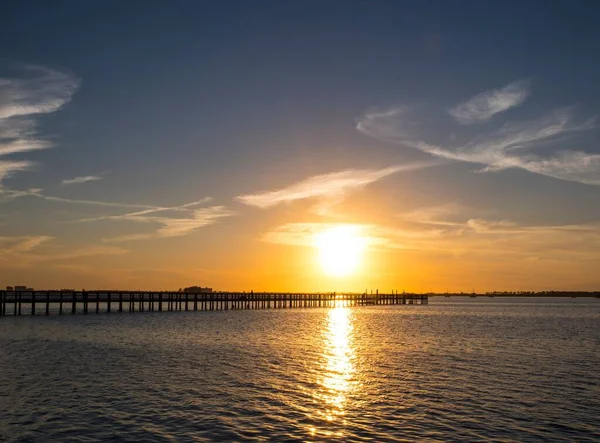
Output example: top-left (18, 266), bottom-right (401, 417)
top-left (309, 303), bottom-right (356, 439)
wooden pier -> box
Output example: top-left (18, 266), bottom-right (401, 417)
top-left (0, 290), bottom-right (428, 317)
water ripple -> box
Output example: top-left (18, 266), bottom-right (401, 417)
top-left (1, 298), bottom-right (599, 441)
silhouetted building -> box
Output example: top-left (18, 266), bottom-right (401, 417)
top-left (182, 286), bottom-right (213, 293)
top-left (13, 285), bottom-right (33, 291)
top-left (6, 286), bottom-right (14, 291)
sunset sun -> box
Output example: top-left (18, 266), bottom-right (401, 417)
top-left (315, 226), bottom-right (366, 277)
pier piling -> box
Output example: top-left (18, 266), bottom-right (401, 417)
top-left (0, 290), bottom-right (429, 317)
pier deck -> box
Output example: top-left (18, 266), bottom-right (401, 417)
top-left (0, 290), bottom-right (428, 316)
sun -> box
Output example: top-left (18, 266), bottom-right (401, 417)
top-left (314, 225), bottom-right (366, 277)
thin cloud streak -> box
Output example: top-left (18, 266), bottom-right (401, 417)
top-left (263, 213), bottom-right (600, 262)
top-left (64, 196), bottom-right (230, 243)
top-left (0, 64), bottom-right (79, 185)
top-left (0, 235), bottom-right (128, 268)
top-left (418, 110), bottom-right (600, 184)
top-left (35, 245), bottom-right (128, 262)
top-left (74, 197), bottom-right (214, 222)
top-left (0, 235), bottom-right (54, 254)
top-left (0, 117), bottom-right (37, 139)
top-left (0, 64), bottom-right (79, 119)
top-left (0, 187), bottom-right (194, 210)
top-left (448, 80), bottom-right (530, 125)
top-left (102, 206), bottom-right (235, 243)
top-left (0, 188), bottom-right (224, 242)
top-left (0, 161), bottom-right (32, 188)
top-left (61, 175), bottom-right (103, 185)
top-left (0, 138), bottom-right (51, 156)
top-left (263, 222), bottom-right (389, 248)
top-left (236, 162), bottom-right (440, 209)
top-left (403, 202), bottom-right (469, 227)
top-left (356, 88), bottom-right (600, 185)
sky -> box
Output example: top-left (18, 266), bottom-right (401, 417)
top-left (1, 1), bottom-right (600, 292)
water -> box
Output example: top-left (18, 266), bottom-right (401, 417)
top-left (1, 298), bottom-right (599, 442)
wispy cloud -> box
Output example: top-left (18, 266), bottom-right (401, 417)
top-left (73, 197), bottom-right (214, 221)
top-left (63, 197), bottom-right (231, 243)
top-left (356, 107), bottom-right (417, 146)
top-left (448, 80), bottom-right (530, 125)
top-left (0, 160), bottom-right (32, 186)
top-left (394, 203), bottom-right (600, 258)
top-left (263, 210), bottom-right (600, 265)
top-left (236, 163), bottom-right (438, 209)
top-left (263, 223), bottom-right (388, 248)
top-left (403, 202), bottom-right (469, 227)
top-left (437, 108), bottom-right (597, 164)
top-left (0, 117), bottom-right (36, 139)
top-left (262, 222), bottom-right (445, 252)
top-left (0, 188), bottom-right (229, 242)
top-left (356, 84), bottom-right (600, 185)
top-left (61, 175), bottom-right (103, 185)
top-left (0, 235), bottom-right (54, 254)
top-left (102, 205), bottom-right (234, 243)
top-left (0, 138), bottom-right (50, 156)
top-left (0, 235), bottom-right (127, 268)
top-left (419, 110), bottom-right (600, 184)
top-left (0, 187), bottom-right (190, 210)
top-left (0, 64), bottom-right (79, 186)
top-left (32, 245), bottom-right (128, 262)
top-left (0, 64), bottom-right (79, 119)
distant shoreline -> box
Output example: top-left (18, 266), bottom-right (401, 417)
top-left (431, 293), bottom-right (600, 298)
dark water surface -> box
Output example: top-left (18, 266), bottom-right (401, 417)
top-left (1, 298), bottom-right (599, 442)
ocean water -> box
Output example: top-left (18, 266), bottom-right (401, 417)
top-left (1, 297), bottom-right (599, 442)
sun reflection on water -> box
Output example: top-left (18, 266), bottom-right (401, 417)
top-left (311, 306), bottom-right (356, 438)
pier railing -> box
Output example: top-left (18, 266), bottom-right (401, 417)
top-left (0, 290), bottom-right (428, 316)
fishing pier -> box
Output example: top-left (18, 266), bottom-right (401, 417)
top-left (0, 290), bottom-right (427, 316)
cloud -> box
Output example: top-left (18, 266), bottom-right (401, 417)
top-left (446, 108), bottom-right (596, 163)
top-left (356, 107), bottom-right (417, 146)
top-left (448, 80), bottom-right (530, 125)
top-left (465, 218), bottom-right (521, 234)
top-left (0, 189), bottom-right (228, 243)
top-left (512, 150), bottom-right (600, 185)
top-left (236, 163), bottom-right (438, 209)
top-left (61, 175), bottom-right (103, 185)
top-left (71, 199), bottom-right (233, 243)
top-left (0, 235), bottom-right (54, 254)
top-left (0, 117), bottom-right (37, 139)
top-left (421, 110), bottom-right (600, 184)
top-left (394, 203), bottom-right (600, 258)
top-left (0, 64), bottom-right (79, 119)
top-left (356, 92), bottom-right (600, 185)
top-left (262, 222), bottom-right (444, 252)
top-left (102, 206), bottom-right (234, 243)
top-left (73, 197), bottom-right (214, 221)
top-left (0, 235), bottom-right (127, 269)
top-left (0, 160), bottom-right (32, 185)
top-left (0, 138), bottom-right (51, 156)
top-left (0, 187), bottom-right (190, 209)
top-left (155, 207), bottom-right (233, 237)
top-left (34, 245), bottom-right (127, 262)
top-left (465, 218), bottom-right (599, 235)
top-left (0, 64), bottom-right (79, 186)
top-left (262, 208), bottom-right (600, 264)
top-left (262, 222), bottom-right (389, 248)
top-left (0, 191), bottom-right (224, 243)
top-left (404, 202), bottom-right (463, 222)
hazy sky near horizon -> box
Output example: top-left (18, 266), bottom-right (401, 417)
top-left (1, 1), bottom-right (600, 291)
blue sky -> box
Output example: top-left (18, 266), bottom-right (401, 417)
top-left (1, 1), bottom-right (600, 290)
